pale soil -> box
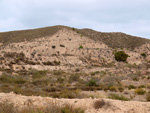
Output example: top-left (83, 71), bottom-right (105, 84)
top-left (0, 93), bottom-right (150, 113)
top-left (0, 28), bottom-right (147, 72)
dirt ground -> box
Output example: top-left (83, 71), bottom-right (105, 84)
top-left (0, 92), bottom-right (150, 113)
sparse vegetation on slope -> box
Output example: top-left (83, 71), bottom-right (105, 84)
top-left (1, 25), bottom-right (150, 105)
top-left (78, 28), bottom-right (149, 49)
top-left (0, 25), bottom-right (149, 49)
top-left (0, 25), bottom-right (69, 45)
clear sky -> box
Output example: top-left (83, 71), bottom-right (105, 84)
top-left (0, 0), bottom-right (150, 38)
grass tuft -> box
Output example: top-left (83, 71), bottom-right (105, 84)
top-left (109, 93), bottom-right (129, 101)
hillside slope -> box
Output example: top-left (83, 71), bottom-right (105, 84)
top-left (0, 25), bottom-right (69, 44)
top-left (78, 28), bottom-right (150, 49)
top-left (0, 25), bottom-right (149, 49)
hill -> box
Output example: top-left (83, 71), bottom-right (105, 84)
top-left (0, 25), bottom-right (149, 49)
top-left (78, 28), bottom-right (150, 49)
top-left (1, 25), bottom-right (150, 112)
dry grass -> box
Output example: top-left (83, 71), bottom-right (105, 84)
top-left (50, 89), bottom-right (83, 99)
top-left (0, 99), bottom-right (85, 113)
top-left (109, 94), bottom-right (129, 101)
top-left (0, 100), bottom-right (17, 113)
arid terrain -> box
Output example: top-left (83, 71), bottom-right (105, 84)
top-left (0, 25), bottom-right (150, 113)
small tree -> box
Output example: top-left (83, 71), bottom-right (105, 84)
top-left (114, 51), bottom-right (129, 62)
top-left (141, 53), bottom-right (146, 58)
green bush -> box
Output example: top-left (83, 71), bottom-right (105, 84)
top-left (135, 88), bottom-right (146, 95)
top-left (141, 53), bottom-right (146, 58)
top-left (72, 28), bottom-right (76, 31)
top-left (138, 85), bottom-right (146, 88)
top-left (87, 79), bottom-right (97, 87)
top-left (69, 74), bottom-right (80, 82)
top-left (118, 87), bottom-right (124, 92)
top-left (114, 51), bottom-right (129, 62)
top-left (109, 86), bottom-right (117, 92)
top-left (79, 45), bottom-right (83, 49)
top-left (128, 85), bottom-right (136, 90)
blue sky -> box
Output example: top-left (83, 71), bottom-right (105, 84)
top-left (0, 0), bottom-right (150, 38)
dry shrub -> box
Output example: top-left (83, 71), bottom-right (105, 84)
top-left (94, 99), bottom-right (110, 109)
top-left (135, 88), bottom-right (146, 95)
top-left (146, 93), bottom-right (150, 101)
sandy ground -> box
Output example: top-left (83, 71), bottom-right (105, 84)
top-left (0, 93), bottom-right (150, 113)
